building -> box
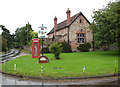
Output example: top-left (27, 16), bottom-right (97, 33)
top-left (47, 8), bottom-right (93, 52)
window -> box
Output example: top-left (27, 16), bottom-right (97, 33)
top-left (80, 29), bottom-right (83, 32)
top-left (80, 19), bottom-right (82, 23)
top-left (77, 33), bottom-right (85, 44)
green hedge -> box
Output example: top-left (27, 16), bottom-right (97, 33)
top-left (42, 47), bottom-right (51, 53)
top-left (77, 43), bottom-right (91, 52)
top-left (60, 41), bottom-right (72, 53)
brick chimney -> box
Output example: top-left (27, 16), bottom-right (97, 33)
top-left (66, 8), bottom-right (71, 24)
top-left (54, 16), bottom-right (57, 35)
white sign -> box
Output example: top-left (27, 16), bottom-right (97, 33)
top-left (40, 57), bottom-right (47, 61)
top-left (38, 24), bottom-right (47, 38)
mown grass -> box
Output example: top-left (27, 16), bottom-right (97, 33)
top-left (1, 50), bottom-right (119, 78)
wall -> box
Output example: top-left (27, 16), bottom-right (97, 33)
top-left (69, 15), bottom-right (93, 51)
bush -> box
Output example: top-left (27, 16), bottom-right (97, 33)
top-left (49, 42), bottom-right (62, 59)
top-left (77, 43), bottom-right (91, 52)
top-left (60, 41), bottom-right (72, 53)
top-left (42, 47), bottom-right (51, 53)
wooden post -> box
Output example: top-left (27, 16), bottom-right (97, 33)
top-left (14, 64), bottom-right (16, 71)
top-left (83, 65), bottom-right (86, 73)
top-left (115, 60), bottom-right (116, 73)
top-left (4, 60), bottom-right (5, 67)
top-left (41, 66), bottom-right (43, 75)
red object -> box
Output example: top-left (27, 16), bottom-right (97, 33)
top-left (41, 28), bottom-right (44, 30)
top-left (54, 16), bottom-right (57, 36)
top-left (38, 55), bottom-right (48, 63)
top-left (32, 39), bottom-right (40, 58)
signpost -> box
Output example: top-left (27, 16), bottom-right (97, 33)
top-left (38, 24), bottom-right (47, 55)
top-left (38, 24), bottom-right (49, 63)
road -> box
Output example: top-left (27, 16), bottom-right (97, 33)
top-left (1, 72), bottom-right (119, 85)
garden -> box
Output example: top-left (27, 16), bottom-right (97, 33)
top-left (1, 50), bottom-right (119, 78)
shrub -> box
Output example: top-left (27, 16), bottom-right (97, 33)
top-left (77, 43), bottom-right (91, 52)
top-left (60, 41), bottom-right (72, 53)
top-left (42, 47), bottom-right (51, 53)
top-left (49, 42), bottom-right (62, 59)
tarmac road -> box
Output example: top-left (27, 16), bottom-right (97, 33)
top-left (1, 73), bottom-right (119, 86)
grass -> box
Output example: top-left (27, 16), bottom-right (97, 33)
top-left (1, 50), bottom-right (119, 78)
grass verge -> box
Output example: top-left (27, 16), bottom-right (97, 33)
top-left (1, 50), bottom-right (119, 78)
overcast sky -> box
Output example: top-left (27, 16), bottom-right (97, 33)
top-left (0, 0), bottom-right (115, 34)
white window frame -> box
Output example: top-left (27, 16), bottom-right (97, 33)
top-left (77, 33), bottom-right (85, 44)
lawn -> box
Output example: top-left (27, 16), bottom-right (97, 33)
top-left (1, 50), bottom-right (119, 78)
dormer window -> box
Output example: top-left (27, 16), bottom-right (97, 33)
top-left (80, 19), bottom-right (82, 23)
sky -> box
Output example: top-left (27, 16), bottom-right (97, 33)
top-left (0, 0), bottom-right (116, 34)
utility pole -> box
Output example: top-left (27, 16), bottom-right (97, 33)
top-left (27, 22), bottom-right (29, 45)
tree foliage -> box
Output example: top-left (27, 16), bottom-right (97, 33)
top-left (14, 23), bottom-right (33, 48)
top-left (90, 1), bottom-right (120, 50)
top-left (60, 41), bottom-right (72, 53)
top-left (0, 25), bottom-right (13, 51)
top-left (49, 42), bottom-right (62, 59)
top-left (28, 30), bottom-right (38, 46)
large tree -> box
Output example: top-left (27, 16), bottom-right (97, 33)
top-left (14, 22), bottom-right (33, 48)
top-left (90, 1), bottom-right (120, 50)
top-left (0, 25), bottom-right (13, 51)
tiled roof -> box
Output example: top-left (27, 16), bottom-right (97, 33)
top-left (47, 12), bottom-right (90, 35)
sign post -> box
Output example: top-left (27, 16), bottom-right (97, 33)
top-left (38, 24), bottom-right (47, 55)
top-left (42, 38), bottom-right (43, 55)
top-left (38, 24), bottom-right (49, 63)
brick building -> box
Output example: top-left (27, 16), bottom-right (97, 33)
top-left (47, 8), bottom-right (93, 52)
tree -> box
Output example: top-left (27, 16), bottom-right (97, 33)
top-left (26, 22), bottom-right (33, 44)
top-left (14, 27), bottom-right (27, 48)
top-left (0, 25), bottom-right (13, 51)
top-left (14, 23), bottom-right (33, 48)
top-left (28, 30), bottom-right (38, 46)
top-left (90, 1), bottom-right (120, 50)
top-left (49, 42), bottom-right (62, 60)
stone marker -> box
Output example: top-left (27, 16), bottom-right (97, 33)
top-left (14, 64), bottom-right (16, 71)
top-left (83, 65), bottom-right (86, 73)
top-left (41, 66), bottom-right (43, 75)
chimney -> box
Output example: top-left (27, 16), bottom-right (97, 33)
top-left (66, 8), bottom-right (71, 24)
top-left (54, 16), bottom-right (57, 35)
